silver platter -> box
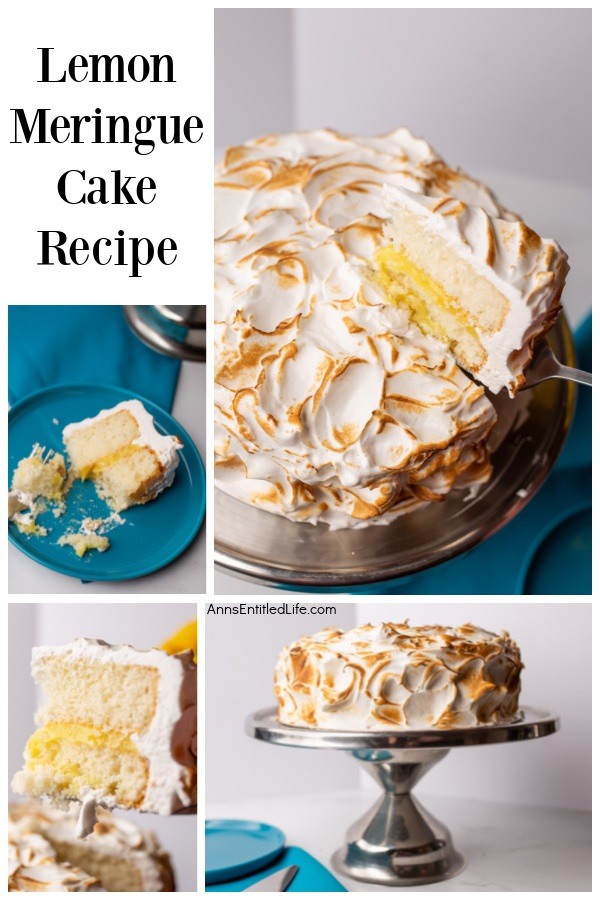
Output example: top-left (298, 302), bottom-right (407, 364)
top-left (246, 706), bottom-right (559, 886)
top-left (245, 706), bottom-right (559, 750)
top-left (215, 317), bottom-right (576, 588)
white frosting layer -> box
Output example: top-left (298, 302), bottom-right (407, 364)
top-left (275, 623), bottom-right (523, 731)
top-left (382, 186), bottom-right (569, 393)
top-left (63, 399), bottom-right (182, 478)
top-left (215, 128), bottom-right (499, 528)
top-left (28, 638), bottom-right (196, 816)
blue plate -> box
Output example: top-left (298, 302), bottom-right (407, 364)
top-left (205, 820), bottom-right (285, 885)
top-left (8, 383), bottom-right (205, 581)
top-left (520, 505), bottom-right (592, 595)
top-left (206, 845), bottom-right (348, 892)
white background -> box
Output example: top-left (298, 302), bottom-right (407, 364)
top-left (8, 602), bottom-right (198, 892)
top-left (3, 0), bottom-right (213, 300)
top-left (216, 8), bottom-right (591, 185)
top-left (206, 602), bottom-right (591, 812)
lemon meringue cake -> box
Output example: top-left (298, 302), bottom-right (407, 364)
top-left (215, 128), bottom-right (503, 529)
top-left (9, 801), bottom-right (175, 892)
top-left (376, 186), bottom-right (568, 394)
top-left (13, 639), bottom-right (197, 822)
top-left (275, 623), bottom-right (523, 730)
top-left (62, 400), bottom-right (182, 513)
top-left (9, 829), bottom-right (103, 892)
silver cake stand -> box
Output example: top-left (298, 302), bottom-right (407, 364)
top-left (246, 706), bottom-right (559, 887)
top-left (216, 317), bottom-right (576, 589)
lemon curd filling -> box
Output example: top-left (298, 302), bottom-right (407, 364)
top-left (374, 246), bottom-right (479, 348)
top-left (78, 445), bottom-right (147, 481)
top-left (24, 722), bottom-right (146, 804)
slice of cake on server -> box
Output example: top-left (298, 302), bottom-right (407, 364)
top-left (375, 185), bottom-right (569, 395)
top-left (12, 638), bottom-right (197, 835)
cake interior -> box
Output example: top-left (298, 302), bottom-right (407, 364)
top-left (64, 410), bottom-right (164, 512)
top-left (16, 657), bottom-right (158, 809)
top-left (372, 205), bottom-right (509, 380)
top-left (49, 837), bottom-right (147, 892)
top-left (11, 445), bottom-right (67, 502)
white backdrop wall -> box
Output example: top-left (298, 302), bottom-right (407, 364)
top-left (215, 8), bottom-right (591, 186)
top-left (8, 603), bottom-right (197, 892)
top-left (205, 604), bottom-right (357, 803)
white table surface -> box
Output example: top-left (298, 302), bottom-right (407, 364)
top-left (214, 170), bottom-right (591, 595)
top-left (8, 360), bottom-right (206, 594)
top-left (206, 788), bottom-right (591, 892)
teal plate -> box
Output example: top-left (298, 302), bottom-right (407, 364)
top-left (205, 820), bottom-right (285, 885)
top-left (8, 384), bottom-right (205, 581)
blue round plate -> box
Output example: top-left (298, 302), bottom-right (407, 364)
top-left (520, 505), bottom-right (592, 595)
top-left (205, 819), bottom-right (285, 885)
top-left (8, 384), bottom-right (205, 581)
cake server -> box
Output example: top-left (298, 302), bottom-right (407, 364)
top-left (242, 865), bottom-right (298, 892)
top-left (522, 339), bottom-right (592, 389)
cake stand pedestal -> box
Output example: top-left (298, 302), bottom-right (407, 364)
top-left (245, 707), bottom-right (559, 887)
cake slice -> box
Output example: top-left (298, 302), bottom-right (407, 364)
top-left (12, 639), bottom-right (197, 829)
top-left (9, 801), bottom-right (175, 892)
top-left (375, 185), bottom-right (569, 395)
top-left (62, 401), bottom-right (182, 512)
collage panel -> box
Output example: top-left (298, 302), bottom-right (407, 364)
top-left (213, 7), bottom-right (591, 598)
top-left (205, 601), bottom-right (591, 891)
top-left (8, 304), bottom-right (206, 594)
top-left (8, 603), bottom-right (198, 891)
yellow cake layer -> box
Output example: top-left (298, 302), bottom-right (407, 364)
top-left (23, 721), bottom-right (148, 807)
top-left (35, 657), bottom-right (158, 734)
top-left (374, 245), bottom-right (480, 344)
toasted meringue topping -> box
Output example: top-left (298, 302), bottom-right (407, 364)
top-left (275, 622), bottom-right (523, 730)
top-left (9, 801), bottom-right (173, 892)
top-left (215, 128), bottom-right (500, 529)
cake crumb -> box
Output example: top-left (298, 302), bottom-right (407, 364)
top-left (13, 513), bottom-right (48, 538)
top-left (58, 533), bottom-right (110, 557)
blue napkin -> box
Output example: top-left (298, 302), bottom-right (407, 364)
top-left (206, 846), bottom-right (347, 892)
top-left (8, 306), bottom-right (180, 411)
top-left (364, 313), bottom-right (592, 596)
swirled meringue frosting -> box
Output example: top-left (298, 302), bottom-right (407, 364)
top-left (275, 623), bottom-right (523, 731)
top-left (9, 801), bottom-right (175, 891)
top-left (215, 128), bottom-right (503, 529)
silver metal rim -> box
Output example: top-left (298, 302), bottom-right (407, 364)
top-left (245, 706), bottom-right (560, 750)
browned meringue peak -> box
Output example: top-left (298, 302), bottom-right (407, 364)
top-left (215, 128), bottom-right (499, 528)
top-left (275, 622), bottom-right (523, 731)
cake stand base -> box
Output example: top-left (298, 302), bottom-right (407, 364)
top-left (332, 748), bottom-right (464, 886)
top-left (246, 707), bottom-right (558, 887)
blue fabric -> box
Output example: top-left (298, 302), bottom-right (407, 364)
top-left (361, 313), bottom-right (592, 596)
top-left (8, 306), bottom-right (180, 411)
top-left (206, 846), bottom-right (347, 892)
